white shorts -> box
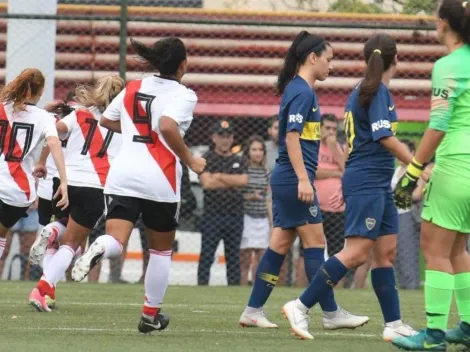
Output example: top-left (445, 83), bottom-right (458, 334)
top-left (240, 215), bottom-right (270, 249)
top-left (37, 176), bottom-right (54, 201)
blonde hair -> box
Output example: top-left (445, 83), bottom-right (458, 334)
top-left (0, 68), bottom-right (45, 112)
top-left (74, 75), bottom-right (124, 112)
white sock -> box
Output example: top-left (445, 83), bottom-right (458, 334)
top-left (144, 249), bottom-right (172, 308)
top-left (45, 221), bottom-right (66, 243)
top-left (42, 248), bottom-right (57, 271)
top-left (71, 246), bottom-right (82, 265)
top-left (0, 237), bottom-right (6, 259)
top-left (42, 245), bottom-right (75, 286)
top-left (96, 234), bottom-right (123, 258)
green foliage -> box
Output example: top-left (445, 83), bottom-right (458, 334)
top-left (401, 0), bottom-right (438, 15)
top-left (329, 0), bottom-right (384, 14)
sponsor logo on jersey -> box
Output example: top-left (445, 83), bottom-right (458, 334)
top-left (432, 88), bottom-right (449, 99)
top-left (312, 106), bottom-right (319, 112)
top-left (288, 113), bottom-right (303, 124)
top-left (388, 105), bottom-right (395, 111)
top-left (371, 120), bottom-right (391, 132)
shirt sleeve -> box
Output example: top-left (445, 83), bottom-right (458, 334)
top-left (367, 86), bottom-right (394, 141)
top-left (103, 89), bottom-right (126, 122)
top-left (43, 114), bottom-right (59, 139)
top-left (428, 60), bottom-right (457, 132)
top-left (286, 90), bottom-right (313, 134)
top-left (160, 90), bottom-right (197, 125)
top-left (59, 111), bottom-right (77, 139)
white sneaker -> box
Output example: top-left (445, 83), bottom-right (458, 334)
top-left (239, 309), bottom-right (279, 328)
top-left (281, 299), bottom-right (313, 340)
top-left (322, 307), bottom-right (370, 330)
top-left (30, 225), bottom-right (57, 265)
top-left (383, 320), bottom-right (417, 342)
top-left (71, 241), bottom-right (105, 282)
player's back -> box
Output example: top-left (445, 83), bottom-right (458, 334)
top-left (342, 82), bottom-right (398, 195)
top-left (105, 76), bottom-right (197, 202)
top-left (0, 102), bottom-right (57, 206)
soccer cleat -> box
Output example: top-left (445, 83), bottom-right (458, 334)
top-left (281, 299), bottom-right (313, 340)
top-left (29, 288), bottom-right (52, 312)
top-left (384, 320), bottom-right (418, 342)
top-left (445, 322), bottom-right (470, 347)
top-left (138, 312), bottom-right (170, 333)
top-left (239, 309), bottom-right (279, 328)
top-left (322, 307), bottom-right (370, 330)
top-left (391, 328), bottom-right (447, 351)
top-left (29, 226), bottom-right (58, 265)
top-left (71, 241), bottom-right (105, 282)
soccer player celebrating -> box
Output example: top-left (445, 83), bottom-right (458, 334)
top-left (392, 1), bottom-right (470, 350)
top-left (28, 75), bottom-right (124, 312)
top-left (0, 69), bottom-right (68, 261)
top-left (281, 34), bottom-right (417, 340)
top-left (71, 37), bottom-right (206, 333)
top-left (239, 31), bottom-right (369, 331)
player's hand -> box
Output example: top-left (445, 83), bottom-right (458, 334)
top-left (298, 178), bottom-right (314, 204)
top-left (54, 182), bottom-right (69, 211)
top-left (33, 164), bottom-right (47, 179)
top-left (188, 156), bottom-right (206, 175)
top-left (329, 184), bottom-right (344, 209)
top-left (393, 173), bottom-right (418, 209)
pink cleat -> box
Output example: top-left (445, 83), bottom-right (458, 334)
top-left (29, 288), bottom-right (52, 312)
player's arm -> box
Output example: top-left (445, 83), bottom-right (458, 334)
top-left (380, 137), bottom-right (413, 165)
top-left (101, 89), bottom-right (125, 133)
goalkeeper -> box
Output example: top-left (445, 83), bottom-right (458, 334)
top-left (392, 0), bottom-right (470, 350)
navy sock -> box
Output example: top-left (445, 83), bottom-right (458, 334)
top-left (371, 267), bottom-right (400, 323)
top-left (247, 248), bottom-right (285, 308)
top-left (299, 256), bottom-right (348, 309)
top-left (303, 248), bottom-right (338, 312)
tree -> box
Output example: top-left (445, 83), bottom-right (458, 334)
top-left (329, 0), bottom-right (383, 13)
top-left (400, 0), bottom-right (438, 15)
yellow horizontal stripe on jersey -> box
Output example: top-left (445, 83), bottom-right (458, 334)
top-left (300, 122), bottom-right (321, 141)
top-left (391, 122), bottom-right (398, 135)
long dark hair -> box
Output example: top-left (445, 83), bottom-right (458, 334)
top-left (131, 37), bottom-right (187, 76)
top-left (359, 34), bottom-right (397, 107)
top-left (242, 135), bottom-right (267, 169)
top-left (276, 31), bottom-right (330, 95)
top-left (439, 0), bottom-right (470, 45)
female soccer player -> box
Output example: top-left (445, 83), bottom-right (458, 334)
top-left (281, 34), bottom-right (417, 340)
top-left (28, 75), bottom-right (124, 312)
top-left (239, 31), bottom-right (369, 331)
top-left (70, 37), bottom-right (206, 333)
top-left (392, 1), bottom-right (470, 350)
top-left (0, 68), bottom-right (68, 261)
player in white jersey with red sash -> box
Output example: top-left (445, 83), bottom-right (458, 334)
top-left (29, 76), bottom-right (124, 312)
top-left (0, 69), bottom-right (68, 261)
top-left (71, 37), bottom-right (206, 333)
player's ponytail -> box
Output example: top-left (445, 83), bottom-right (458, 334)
top-left (0, 68), bottom-right (45, 112)
top-left (276, 31), bottom-right (329, 95)
top-left (438, 0), bottom-right (470, 45)
top-left (131, 37), bottom-right (187, 76)
top-left (44, 101), bottom-right (74, 118)
top-left (359, 34), bottom-right (397, 107)
top-left (75, 75), bottom-right (124, 112)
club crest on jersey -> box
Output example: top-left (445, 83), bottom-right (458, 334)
top-left (365, 218), bottom-right (376, 230)
top-left (309, 206), bottom-right (318, 217)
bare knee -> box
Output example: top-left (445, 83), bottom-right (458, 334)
top-left (336, 238), bottom-right (374, 269)
top-left (371, 246), bottom-right (396, 269)
top-left (269, 228), bottom-right (296, 255)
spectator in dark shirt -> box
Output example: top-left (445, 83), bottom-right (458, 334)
top-left (198, 120), bottom-right (248, 285)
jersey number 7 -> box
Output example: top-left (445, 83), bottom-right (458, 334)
top-left (0, 120), bottom-right (34, 162)
top-left (80, 118), bottom-right (114, 157)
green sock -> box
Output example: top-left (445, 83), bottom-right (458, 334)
top-left (425, 270), bottom-right (454, 331)
top-left (454, 272), bottom-right (470, 324)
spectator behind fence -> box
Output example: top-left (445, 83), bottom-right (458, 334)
top-left (240, 136), bottom-right (272, 286)
top-left (198, 121), bottom-right (248, 285)
top-left (265, 115), bottom-right (279, 172)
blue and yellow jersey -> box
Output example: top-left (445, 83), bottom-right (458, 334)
top-left (342, 82), bottom-right (398, 195)
top-left (270, 76), bottom-right (321, 185)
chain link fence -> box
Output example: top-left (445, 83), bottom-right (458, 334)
top-left (0, 0), bottom-right (434, 287)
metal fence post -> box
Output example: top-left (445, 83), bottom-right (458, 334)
top-left (119, 0), bottom-right (128, 81)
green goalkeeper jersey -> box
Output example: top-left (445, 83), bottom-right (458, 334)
top-left (429, 44), bottom-right (470, 176)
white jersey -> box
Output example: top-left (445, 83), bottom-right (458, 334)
top-left (61, 106), bottom-right (121, 189)
top-left (103, 76), bottom-right (197, 202)
top-left (0, 103), bottom-right (58, 207)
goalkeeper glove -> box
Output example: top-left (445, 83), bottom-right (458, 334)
top-left (393, 158), bottom-right (424, 209)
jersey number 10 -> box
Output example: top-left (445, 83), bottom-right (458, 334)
top-left (0, 121), bottom-right (34, 162)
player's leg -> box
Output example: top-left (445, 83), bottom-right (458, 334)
top-left (0, 200), bottom-right (29, 259)
top-left (252, 248), bottom-right (264, 286)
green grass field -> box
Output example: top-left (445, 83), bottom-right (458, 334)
top-left (0, 282), bottom-right (465, 352)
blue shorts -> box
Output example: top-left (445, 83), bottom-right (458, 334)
top-left (344, 192), bottom-right (398, 240)
top-left (10, 209), bottom-right (39, 233)
top-left (272, 184), bottom-right (322, 230)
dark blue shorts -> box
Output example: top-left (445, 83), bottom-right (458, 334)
top-left (271, 184), bottom-right (322, 230)
top-left (344, 192), bottom-right (398, 240)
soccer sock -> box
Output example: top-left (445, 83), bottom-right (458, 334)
top-left (42, 248), bottom-right (57, 272)
top-left (247, 247), bottom-right (285, 309)
top-left (299, 256), bottom-right (348, 309)
top-left (454, 272), bottom-right (470, 324)
top-left (143, 249), bottom-right (172, 318)
top-left (45, 221), bottom-right (66, 244)
top-left (303, 248), bottom-right (338, 312)
top-left (41, 245), bottom-right (75, 287)
top-left (95, 234), bottom-right (123, 258)
top-left (425, 270), bottom-right (454, 331)
top-left (0, 237), bottom-right (6, 259)
top-left (371, 267), bottom-right (400, 323)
